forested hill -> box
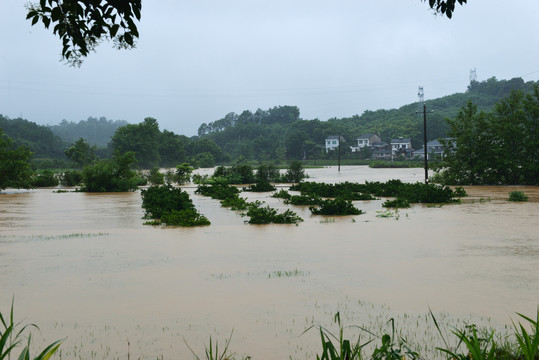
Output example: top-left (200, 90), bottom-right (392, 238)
top-left (197, 77), bottom-right (539, 161)
top-left (48, 117), bottom-right (128, 148)
top-left (0, 115), bottom-right (65, 159)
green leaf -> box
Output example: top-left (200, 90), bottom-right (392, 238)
top-left (31, 16), bottom-right (39, 26)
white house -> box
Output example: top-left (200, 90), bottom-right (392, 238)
top-left (350, 133), bottom-right (381, 152)
top-left (390, 137), bottom-right (412, 155)
top-left (325, 135), bottom-right (344, 152)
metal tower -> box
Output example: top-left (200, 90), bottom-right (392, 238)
top-left (418, 86), bottom-right (424, 104)
top-left (470, 68), bottom-right (477, 82)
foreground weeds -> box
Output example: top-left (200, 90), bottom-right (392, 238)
top-left (3, 302), bottom-right (539, 360)
top-left (1, 299), bottom-right (62, 360)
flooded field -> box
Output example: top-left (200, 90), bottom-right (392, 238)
top-left (1, 166), bottom-right (538, 359)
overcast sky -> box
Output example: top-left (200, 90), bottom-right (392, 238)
top-left (1, 1), bottom-right (538, 136)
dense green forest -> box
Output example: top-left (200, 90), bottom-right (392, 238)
top-left (1, 76), bottom-right (538, 170)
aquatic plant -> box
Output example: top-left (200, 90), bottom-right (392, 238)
top-left (508, 191), bottom-right (529, 202)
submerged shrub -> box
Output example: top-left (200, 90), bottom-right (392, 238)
top-left (195, 182), bottom-right (240, 200)
top-left (508, 191), bottom-right (528, 202)
top-left (141, 184), bottom-right (195, 219)
top-left (243, 181), bottom-right (276, 192)
top-left (146, 167), bottom-right (164, 185)
top-left (33, 169), bottom-right (59, 187)
top-left (141, 185), bottom-right (210, 226)
top-left (272, 189), bottom-right (291, 199)
top-left (309, 198), bottom-right (363, 216)
top-left (220, 195), bottom-right (249, 210)
top-left (285, 194), bottom-right (323, 206)
top-left (175, 163), bottom-right (194, 184)
top-left (282, 161), bottom-right (307, 183)
top-left (161, 209), bottom-right (210, 226)
top-left (60, 170), bottom-right (83, 186)
top-left (244, 203), bottom-right (303, 224)
top-left (81, 151), bottom-right (139, 192)
top-left (382, 198), bottom-right (411, 208)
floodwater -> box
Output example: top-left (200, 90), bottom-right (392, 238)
top-left (1, 166), bottom-right (538, 359)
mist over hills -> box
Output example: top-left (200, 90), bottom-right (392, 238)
top-left (1, 76), bottom-right (537, 164)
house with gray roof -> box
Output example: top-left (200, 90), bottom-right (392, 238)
top-left (350, 133), bottom-right (381, 153)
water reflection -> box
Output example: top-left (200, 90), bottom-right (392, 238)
top-left (0, 166), bottom-right (538, 359)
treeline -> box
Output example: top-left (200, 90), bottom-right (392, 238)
top-left (0, 115), bottom-right (65, 159)
top-left (2, 76), bottom-right (538, 170)
top-left (198, 77), bottom-right (539, 161)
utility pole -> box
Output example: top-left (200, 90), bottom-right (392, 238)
top-left (422, 104), bottom-right (428, 185)
top-left (417, 86), bottom-right (432, 185)
top-left (338, 133), bottom-right (341, 172)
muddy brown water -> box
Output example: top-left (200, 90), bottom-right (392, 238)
top-left (1, 166), bottom-right (538, 359)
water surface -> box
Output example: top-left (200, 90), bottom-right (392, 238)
top-left (1, 166), bottom-right (538, 359)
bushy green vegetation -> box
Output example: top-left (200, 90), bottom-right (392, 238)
top-left (508, 191), bottom-right (529, 202)
top-left (174, 163), bottom-right (194, 184)
top-left (243, 181), bottom-right (276, 192)
top-left (0, 115), bottom-right (65, 159)
top-left (271, 189), bottom-right (292, 199)
top-left (382, 198), bottom-right (411, 208)
top-left (243, 203), bottom-right (303, 224)
top-left (196, 181), bottom-right (241, 200)
top-left (0, 128), bottom-right (34, 191)
top-left (369, 161), bottom-right (424, 168)
top-left (32, 169), bottom-right (59, 187)
top-left (285, 194), bottom-right (323, 206)
top-left (309, 198), bottom-right (363, 216)
top-left (160, 208), bottom-right (210, 226)
top-left (146, 167), bottom-right (164, 185)
top-left (437, 85), bottom-right (539, 185)
top-left (64, 137), bottom-right (96, 168)
top-left (141, 184), bottom-right (210, 226)
top-left (59, 169), bottom-right (83, 186)
top-left (81, 151), bottom-right (140, 192)
top-left (294, 180), bottom-right (463, 204)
